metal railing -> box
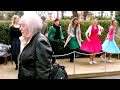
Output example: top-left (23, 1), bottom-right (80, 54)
top-left (52, 51), bottom-right (120, 74)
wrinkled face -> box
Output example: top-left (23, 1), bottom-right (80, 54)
top-left (55, 21), bottom-right (59, 26)
top-left (74, 19), bottom-right (79, 25)
top-left (92, 19), bottom-right (98, 25)
top-left (19, 21), bottom-right (29, 37)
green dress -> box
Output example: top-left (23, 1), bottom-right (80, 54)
top-left (69, 27), bottom-right (79, 49)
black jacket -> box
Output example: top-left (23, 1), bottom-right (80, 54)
top-left (18, 32), bottom-right (53, 79)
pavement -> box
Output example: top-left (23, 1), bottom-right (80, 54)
top-left (87, 75), bottom-right (120, 79)
top-left (0, 61), bottom-right (18, 79)
top-left (1, 57), bottom-right (120, 79)
top-left (57, 57), bottom-right (120, 79)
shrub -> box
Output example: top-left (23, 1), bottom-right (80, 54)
top-left (116, 11), bottom-right (120, 26)
top-left (95, 16), bottom-right (112, 20)
top-left (0, 21), bottom-right (11, 44)
top-left (60, 16), bottom-right (72, 20)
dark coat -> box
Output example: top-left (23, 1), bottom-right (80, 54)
top-left (18, 32), bottom-right (53, 79)
top-left (48, 26), bottom-right (64, 42)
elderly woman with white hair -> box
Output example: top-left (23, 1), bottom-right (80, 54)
top-left (18, 13), bottom-right (53, 79)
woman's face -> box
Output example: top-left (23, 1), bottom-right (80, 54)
top-left (55, 21), bottom-right (59, 26)
top-left (113, 20), bottom-right (117, 27)
top-left (92, 19), bottom-right (98, 25)
top-left (15, 16), bottom-right (20, 24)
top-left (20, 21), bottom-right (29, 37)
top-left (74, 19), bottom-right (79, 25)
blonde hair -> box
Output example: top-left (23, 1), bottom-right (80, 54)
top-left (19, 13), bottom-right (43, 38)
top-left (10, 15), bottom-right (20, 26)
top-left (111, 19), bottom-right (116, 25)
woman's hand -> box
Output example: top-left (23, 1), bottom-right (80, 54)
top-left (71, 35), bottom-right (75, 37)
top-left (8, 45), bottom-right (11, 49)
top-left (87, 38), bottom-right (90, 42)
top-left (81, 39), bottom-right (83, 42)
top-left (98, 31), bottom-right (101, 36)
top-left (61, 39), bottom-right (65, 44)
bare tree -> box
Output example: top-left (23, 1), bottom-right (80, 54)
top-left (72, 11), bottom-right (78, 17)
top-left (83, 11), bottom-right (89, 20)
top-left (0, 11), bottom-right (5, 20)
top-left (57, 11), bottom-right (59, 18)
top-left (4, 11), bottom-right (24, 20)
top-left (61, 11), bottom-right (64, 19)
top-left (101, 11), bottom-right (103, 17)
top-left (13, 11), bottom-right (24, 17)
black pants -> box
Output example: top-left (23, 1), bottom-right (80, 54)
top-left (70, 48), bottom-right (79, 62)
top-left (49, 40), bottom-right (59, 64)
top-left (11, 38), bottom-right (20, 66)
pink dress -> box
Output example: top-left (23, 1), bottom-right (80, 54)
top-left (80, 25), bottom-right (102, 53)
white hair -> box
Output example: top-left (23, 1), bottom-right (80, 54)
top-left (19, 13), bottom-right (43, 38)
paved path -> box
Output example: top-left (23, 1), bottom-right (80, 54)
top-left (58, 57), bottom-right (120, 75)
top-left (1, 57), bottom-right (120, 79)
top-left (87, 75), bottom-right (120, 79)
top-left (0, 61), bottom-right (18, 79)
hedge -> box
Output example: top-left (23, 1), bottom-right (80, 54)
top-left (0, 20), bottom-right (117, 57)
top-left (0, 21), bottom-right (11, 44)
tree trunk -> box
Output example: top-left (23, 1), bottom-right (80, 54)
top-left (57, 11), bottom-right (59, 18)
top-left (101, 11), bottom-right (103, 17)
top-left (72, 11), bottom-right (78, 17)
top-left (83, 11), bottom-right (89, 20)
top-left (61, 11), bottom-right (64, 19)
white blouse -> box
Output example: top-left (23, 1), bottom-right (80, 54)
top-left (86, 25), bottom-right (103, 37)
top-left (19, 36), bottom-right (32, 54)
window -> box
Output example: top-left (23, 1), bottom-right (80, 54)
top-left (111, 11), bottom-right (113, 16)
top-left (98, 12), bottom-right (101, 16)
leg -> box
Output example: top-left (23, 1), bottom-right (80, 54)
top-left (92, 54), bottom-right (97, 64)
top-left (3, 57), bottom-right (8, 65)
top-left (90, 54), bottom-right (94, 61)
top-left (11, 39), bottom-right (20, 70)
top-left (69, 48), bottom-right (79, 62)
top-left (70, 49), bottom-right (74, 62)
top-left (105, 53), bottom-right (113, 62)
top-left (12, 55), bottom-right (18, 70)
top-left (90, 53), bottom-right (97, 64)
top-left (49, 41), bottom-right (57, 64)
top-left (108, 53), bottom-right (112, 60)
top-left (89, 55), bottom-right (93, 64)
top-left (93, 54), bottom-right (96, 60)
top-left (75, 48), bottom-right (80, 58)
top-left (100, 53), bottom-right (108, 61)
top-left (101, 53), bottom-right (105, 58)
top-left (14, 56), bottom-right (18, 70)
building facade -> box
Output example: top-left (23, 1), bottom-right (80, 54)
top-left (91, 11), bottom-right (115, 19)
top-left (24, 11), bottom-right (116, 20)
